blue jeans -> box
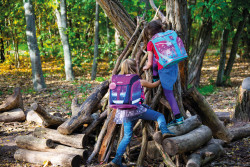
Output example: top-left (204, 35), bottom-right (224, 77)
top-left (112, 108), bottom-right (169, 165)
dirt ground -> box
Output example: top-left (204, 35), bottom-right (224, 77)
top-left (0, 54), bottom-right (249, 167)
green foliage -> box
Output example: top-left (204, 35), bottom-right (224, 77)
top-left (95, 77), bottom-right (106, 82)
top-left (197, 85), bottom-right (217, 96)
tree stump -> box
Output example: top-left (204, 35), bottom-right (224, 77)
top-left (234, 77), bottom-right (250, 121)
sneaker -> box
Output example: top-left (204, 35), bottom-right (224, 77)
top-left (175, 116), bottom-right (184, 125)
top-left (167, 117), bottom-right (184, 127)
top-left (167, 119), bottom-right (177, 128)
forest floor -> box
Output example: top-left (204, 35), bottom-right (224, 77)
top-left (0, 52), bottom-right (249, 167)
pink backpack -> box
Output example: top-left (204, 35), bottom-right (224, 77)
top-left (151, 30), bottom-right (188, 67)
top-left (109, 74), bottom-right (144, 109)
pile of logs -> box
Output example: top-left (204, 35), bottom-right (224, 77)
top-left (0, 87), bottom-right (25, 122)
top-left (2, 3), bottom-right (250, 165)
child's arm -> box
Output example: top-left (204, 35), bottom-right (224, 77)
top-left (140, 80), bottom-right (160, 88)
top-left (143, 51), bottom-right (154, 70)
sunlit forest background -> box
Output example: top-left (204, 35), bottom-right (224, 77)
top-left (0, 0), bottom-right (249, 166)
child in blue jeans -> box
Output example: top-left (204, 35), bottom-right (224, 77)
top-left (109, 59), bottom-right (174, 167)
top-left (143, 20), bottom-right (184, 127)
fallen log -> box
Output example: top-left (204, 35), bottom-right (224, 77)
top-left (186, 142), bottom-right (224, 167)
top-left (137, 122), bottom-right (148, 167)
top-left (33, 127), bottom-right (87, 149)
top-left (168, 115), bottom-right (202, 136)
top-left (183, 87), bottom-right (233, 142)
top-left (15, 135), bottom-right (87, 162)
top-left (163, 125), bottom-right (212, 156)
top-left (0, 108), bottom-right (25, 122)
top-left (31, 103), bottom-right (66, 128)
top-left (25, 109), bottom-right (43, 125)
top-left (57, 80), bottom-right (109, 135)
top-left (15, 135), bottom-right (55, 150)
top-left (14, 149), bottom-right (81, 167)
top-left (215, 112), bottom-right (232, 124)
top-left (229, 124), bottom-right (250, 141)
top-left (0, 87), bottom-right (24, 112)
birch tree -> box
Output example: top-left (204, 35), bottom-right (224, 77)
top-left (23, 0), bottom-right (46, 91)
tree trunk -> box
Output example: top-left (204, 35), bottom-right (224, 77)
top-left (186, 142), bottom-right (224, 167)
top-left (15, 135), bottom-right (55, 150)
top-left (33, 127), bottom-right (87, 149)
top-left (0, 108), bottom-right (25, 122)
top-left (96, 0), bottom-right (136, 42)
top-left (115, 28), bottom-right (123, 55)
top-left (234, 78), bottom-right (250, 121)
top-left (55, 0), bottom-right (74, 81)
top-left (165, 0), bottom-right (188, 91)
top-left (216, 29), bottom-right (230, 86)
top-left (0, 87), bottom-right (24, 112)
top-left (0, 32), bottom-right (5, 63)
top-left (162, 125), bottom-right (212, 156)
top-left (23, 0), bottom-right (46, 91)
top-left (14, 149), bottom-right (81, 167)
top-left (224, 9), bottom-right (248, 83)
top-left (91, 2), bottom-right (99, 80)
top-left (188, 18), bottom-right (212, 87)
top-left (57, 80), bottom-right (109, 135)
top-left (31, 103), bottom-right (66, 128)
top-left (184, 87), bottom-right (233, 142)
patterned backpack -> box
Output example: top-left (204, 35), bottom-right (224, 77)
top-left (151, 30), bottom-right (188, 67)
top-left (109, 74), bottom-right (143, 109)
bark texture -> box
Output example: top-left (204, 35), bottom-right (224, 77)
top-left (163, 125), bottom-right (212, 156)
top-left (184, 87), bottom-right (233, 142)
top-left (14, 149), bottom-right (81, 167)
top-left (23, 0), bottom-right (46, 90)
top-left (0, 87), bottom-right (24, 112)
top-left (33, 127), bottom-right (87, 149)
top-left (0, 108), bottom-right (25, 122)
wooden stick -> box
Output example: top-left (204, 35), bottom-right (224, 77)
top-left (98, 109), bottom-right (117, 162)
top-left (86, 109), bottom-right (115, 164)
top-left (137, 121), bottom-right (148, 167)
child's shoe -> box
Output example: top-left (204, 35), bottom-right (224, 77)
top-left (167, 116), bottom-right (184, 127)
top-left (153, 131), bottom-right (175, 144)
top-left (175, 116), bottom-right (184, 125)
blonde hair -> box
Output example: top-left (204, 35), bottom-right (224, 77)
top-left (120, 59), bottom-right (138, 75)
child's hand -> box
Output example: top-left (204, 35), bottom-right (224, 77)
top-left (143, 65), bottom-right (149, 71)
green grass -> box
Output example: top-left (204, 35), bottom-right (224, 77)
top-left (197, 85), bottom-right (217, 96)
